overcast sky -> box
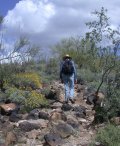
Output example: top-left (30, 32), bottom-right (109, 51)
top-left (1, 0), bottom-right (120, 49)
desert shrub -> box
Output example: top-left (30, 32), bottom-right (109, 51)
top-left (0, 62), bottom-right (26, 87)
top-left (0, 91), bottom-right (7, 102)
top-left (94, 106), bottom-right (108, 123)
top-left (88, 81), bottom-right (107, 93)
top-left (41, 86), bottom-right (51, 96)
top-left (12, 72), bottom-right (42, 90)
top-left (106, 89), bottom-right (120, 118)
top-left (5, 87), bottom-right (18, 97)
top-left (77, 68), bottom-right (101, 83)
top-left (90, 124), bottom-right (120, 146)
top-left (45, 58), bottom-right (58, 75)
top-left (5, 87), bottom-right (26, 104)
top-left (25, 91), bottom-right (49, 110)
top-left (94, 88), bottom-right (120, 123)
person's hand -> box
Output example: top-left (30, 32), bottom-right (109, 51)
top-left (74, 79), bottom-right (77, 84)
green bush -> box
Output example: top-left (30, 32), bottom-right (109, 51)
top-left (0, 92), bottom-right (7, 102)
top-left (93, 124), bottom-right (120, 146)
top-left (5, 87), bottom-right (26, 104)
top-left (106, 89), bottom-right (120, 118)
top-left (25, 91), bottom-right (49, 110)
top-left (88, 81), bottom-right (107, 93)
top-left (77, 68), bottom-right (101, 83)
top-left (12, 72), bottom-right (42, 90)
top-left (93, 88), bottom-right (120, 124)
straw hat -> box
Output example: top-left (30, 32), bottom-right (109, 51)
top-left (63, 54), bottom-right (72, 59)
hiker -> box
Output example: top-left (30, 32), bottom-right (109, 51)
top-left (60, 54), bottom-right (77, 104)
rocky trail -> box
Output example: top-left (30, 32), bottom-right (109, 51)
top-left (0, 81), bottom-right (99, 146)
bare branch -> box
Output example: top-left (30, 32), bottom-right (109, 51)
top-left (0, 54), bottom-right (21, 62)
top-left (96, 63), bottom-right (115, 95)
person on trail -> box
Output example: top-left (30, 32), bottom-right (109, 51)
top-left (60, 54), bottom-right (77, 104)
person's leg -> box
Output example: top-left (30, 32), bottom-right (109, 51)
top-left (62, 74), bottom-right (69, 102)
top-left (69, 74), bottom-right (75, 103)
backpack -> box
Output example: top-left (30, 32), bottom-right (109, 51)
top-left (61, 59), bottom-right (74, 75)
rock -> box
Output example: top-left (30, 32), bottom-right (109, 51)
top-left (9, 112), bottom-right (22, 122)
top-left (110, 117), bottom-right (120, 125)
top-left (17, 119), bottom-right (48, 129)
top-left (46, 82), bottom-right (64, 102)
top-left (5, 131), bottom-right (17, 146)
top-left (73, 105), bottom-right (86, 118)
top-left (95, 92), bottom-right (105, 107)
top-left (54, 122), bottom-right (75, 138)
top-left (26, 129), bottom-right (41, 139)
top-left (1, 121), bottom-right (14, 134)
top-left (0, 115), bottom-right (9, 123)
top-left (0, 103), bottom-right (19, 115)
top-left (95, 141), bottom-right (104, 146)
top-left (61, 104), bottom-right (73, 111)
top-left (44, 133), bottom-right (63, 146)
top-left (38, 111), bottom-right (49, 120)
top-left (50, 111), bottom-right (67, 122)
top-left (55, 88), bottom-right (64, 102)
top-left (19, 121), bottom-right (40, 132)
top-left (75, 84), bottom-right (85, 92)
top-left (86, 94), bottom-right (95, 105)
top-left (26, 109), bottom-right (40, 120)
top-left (67, 117), bottom-right (79, 129)
top-left (45, 89), bottom-right (57, 100)
top-left (78, 118), bottom-right (87, 123)
top-left (36, 119), bottom-right (49, 128)
top-left (50, 102), bottom-right (63, 109)
top-left (0, 130), bottom-right (5, 144)
top-left (86, 92), bottom-right (105, 107)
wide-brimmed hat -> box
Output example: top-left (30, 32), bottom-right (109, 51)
top-left (63, 54), bottom-right (72, 59)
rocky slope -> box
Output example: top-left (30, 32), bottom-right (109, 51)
top-left (0, 81), bottom-right (99, 146)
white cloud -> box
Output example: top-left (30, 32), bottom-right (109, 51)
top-left (2, 0), bottom-right (120, 49)
top-left (3, 0), bottom-right (55, 34)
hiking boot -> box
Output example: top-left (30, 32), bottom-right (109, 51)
top-left (69, 99), bottom-right (75, 104)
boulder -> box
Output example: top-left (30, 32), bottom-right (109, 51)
top-left (0, 103), bottom-right (19, 115)
top-left (38, 111), bottom-right (49, 120)
top-left (5, 131), bottom-right (17, 146)
top-left (9, 112), bottom-right (22, 122)
top-left (73, 105), bottom-right (86, 118)
top-left (26, 129), bottom-right (41, 139)
top-left (61, 104), bottom-right (73, 111)
top-left (54, 122), bottom-right (75, 138)
top-left (86, 94), bottom-right (95, 105)
top-left (50, 102), bottom-right (63, 109)
top-left (19, 121), bottom-right (40, 132)
top-left (67, 117), bottom-right (79, 129)
top-left (17, 119), bottom-right (48, 130)
top-left (50, 110), bottom-right (67, 122)
top-left (26, 109), bottom-right (40, 120)
top-left (86, 92), bottom-right (105, 107)
top-left (44, 133), bottom-right (63, 146)
top-left (46, 82), bottom-right (64, 102)
top-left (45, 89), bottom-right (57, 100)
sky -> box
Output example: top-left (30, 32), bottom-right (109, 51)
top-left (0, 0), bottom-right (120, 50)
